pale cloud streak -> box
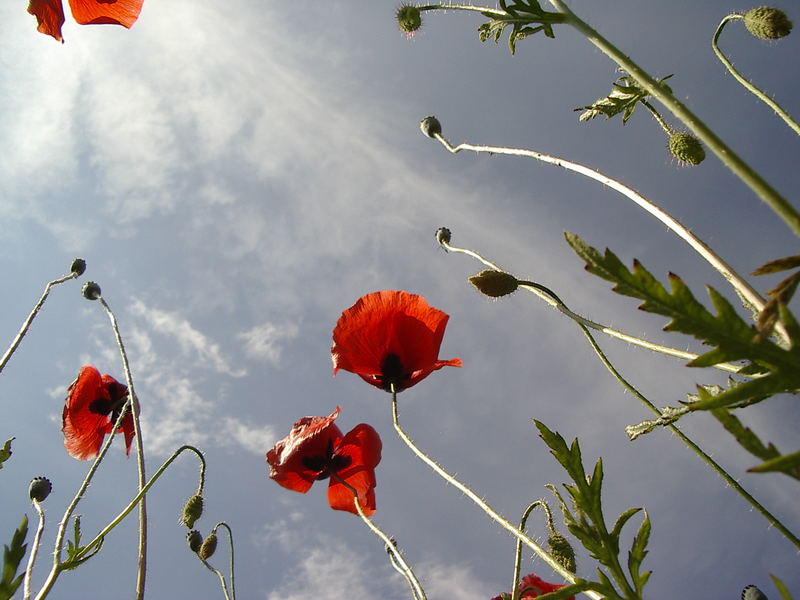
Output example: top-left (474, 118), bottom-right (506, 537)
top-left (237, 321), bottom-right (299, 366)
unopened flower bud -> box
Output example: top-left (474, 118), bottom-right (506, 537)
top-left (435, 227), bottom-right (452, 246)
top-left (187, 530), bottom-right (203, 553)
top-left (397, 4), bottom-right (422, 34)
top-left (468, 270), bottom-right (519, 298)
top-left (29, 477), bottom-right (52, 502)
top-left (547, 531), bottom-right (577, 573)
top-left (744, 7), bottom-right (792, 39)
top-left (82, 281), bottom-right (102, 300)
top-left (669, 132), bottom-right (705, 165)
top-left (420, 116), bottom-right (442, 138)
top-left (198, 532), bottom-right (218, 560)
top-left (70, 258), bottom-right (86, 277)
top-left (180, 494), bottom-right (204, 528)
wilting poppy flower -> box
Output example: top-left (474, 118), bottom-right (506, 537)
top-left (490, 573), bottom-right (575, 600)
top-left (62, 365), bottom-right (135, 461)
top-left (331, 290), bottom-right (462, 393)
top-left (27, 0), bottom-right (144, 43)
top-left (267, 407), bottom-right (382, 516)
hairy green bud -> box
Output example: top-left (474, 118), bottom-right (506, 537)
top-left (397, 4), bottom-right (422, 34)
top-left (468, 270), bottom-right (519, 298)
top-left (547, 531), bottom-right (577, 573)
top-left (669, 132), bottom-right (705, 165)
top-left (198, 532), bottom-right (218, 560)
top-left (744, 7), bottom-right (792, 40)
top-left (180, 494), bottom-right (204, 528)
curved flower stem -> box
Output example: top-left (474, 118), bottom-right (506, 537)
top-left (440, 236), bottom-right (745, 374)
top-left (429, 131), bottom-right (772, 330)
top-left (544, 0), bottom-right (800, 236)
top-left (76, 445), bottom-right (206, 560)
top-left (0, 270), bottom-right (80, 375)
top-left (390, 388), bottom-right (603, 600)
top-left (200, 556), bottom-right (231, 600)
top-left (331, 472), bottom-right (426, 600)
top-left (214, 523), bottom-right (236, 600)
top-left (97, 295), bottom-right (148, 600)
top-left (416, 4), bottom-right (512, 18)
top-left (713, 14), bottom-right (800, 137)
top-left (641, 100), bottom-right (672, 135)
top-left (526, 281), bottom-right (800, 550)
top-left (23, 500), bottom-right (46, 600)
top-left (510, 501), bottom-right (551, 600)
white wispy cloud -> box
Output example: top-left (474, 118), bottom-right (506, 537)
top-left (237, 321), bottom-right (299, 366)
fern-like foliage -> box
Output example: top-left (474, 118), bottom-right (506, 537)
top-left (0, 438), bottom-right (13, 470)
top-left (1, 515), bottom-right (28, 600)
top-left (565, 232), bottom-right (800, 412)
top-left (576, 72), bottom-right (673, 123)
top-left (478, 0), bottom-right (564, 54)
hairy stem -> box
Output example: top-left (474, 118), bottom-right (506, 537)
top-left (23, 501), bottom-right (46, 600)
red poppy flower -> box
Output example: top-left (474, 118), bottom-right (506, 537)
top-left (331, 290), bottom-right (462, 393)
top-left (27, 0), bottom-right (144, 43)
top-left (62, 365), bottom-right (136, 461)
top-left (266, 407), bottom-right (382, 516)
top-left (490, 573), bottom-right (574, 600)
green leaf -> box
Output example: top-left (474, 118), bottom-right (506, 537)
top-left (0, 438), bottom-right (14, 469)
top-left (627, 510), bottom-right (651, 593)
top-left (688, 374), bottom-right (797, 412)
top-left (769, 574), bottom-right (794, 600)
top-left (752, 254), bottom-right (800, 275)
top-left (748, 449), bottom-right (800, 478)
top-left (610, 507), bottom-right (642, 541)
top-left (1, 514), bottom-right (28, 600)
top-left (530, 580), bottom-right (598, 600)
top-left (576, 73), bottom-right (673, 123)
top-left (478, 0), bottom-right (560, 54)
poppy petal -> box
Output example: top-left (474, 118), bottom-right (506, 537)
top-left (67, 0), bottom-right (143, 28)
top-left (267, 408), bottom-right (344, 494)
top-left (327, 424), bottom-right (382, 515)
top-left (27, 0), bottom-right (66, 42)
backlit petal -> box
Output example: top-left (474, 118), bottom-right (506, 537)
top-left (327, 424), bottom-right (382, 515)
top-left (28, 0), bottom-right (66, 42)
top-left (67, 0), bottom-right (143, 28)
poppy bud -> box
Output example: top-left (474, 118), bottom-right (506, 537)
top-left (397, 4), bottom-right (422, 34)
top-left (547, 531), bottom-right (577, 573)
top-left (744, 7), bottom-right (792, 39)
top-left (70, 258), bottom-right (86, 277)
top-left (742, 585), bottom-right (768, 600)
top-left (468, 270), bottom-right (519, 298)
top-left (435, 226), bottom-right (452, 246)
top-left (420, 116), bottom-right (442, 138)
top-left (82, 281), bottom-right (102, 300)
top-left (186, 530), bottom-right (203, 553)
top-left (668, 132), bottom-right (705, 165)
top-left (198, 532), bottom-right (217, 560)
top-left (29, 477), bottom-right (52, 502)
top-left (180, 494), bottom-right (204, 528)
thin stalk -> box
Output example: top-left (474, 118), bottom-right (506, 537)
top-left (640, 100), bottom-right (672, 135)
top-left (331, 472), bottom-right (426, 600)
top-left (416, 4), bottom-right (514, 18)
top-left (546, 0), bottom-right (800, 235)
top-left (510, 501), bottom-right (550, 600)
top-left (430, 131), bottom-right (771, 327)
top-left (713, 15), bottom-right (800, 137)
top-left (97, 295), bottom-right (148, 600)
top-left (0, 270), bottom-right (79, 375)
top-left (440, 236), bottom-right (745, 374)
top-left (200, 558), bottom-right (231, 600)
top-left (216, 523), bottom-right (236, 600)
top-left (23, 501), bottom-right (46, 600)
top-left (390, 388), bottom-right (604, 600)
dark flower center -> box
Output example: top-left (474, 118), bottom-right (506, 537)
top-left (301, 438), bottom-right (352, 480)
top-left (376, 352), bottom-right (412, 392)
top-left (88, 384), bottom-right (129, 427)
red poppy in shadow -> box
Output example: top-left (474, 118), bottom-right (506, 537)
top-left (490, 573), bottom-right (574, 600)
top-left (62, 365), bottom-right (135, 461)
top-left (267, 407), bottom-right (382, 516)
top-left (331, 290), bottom-right (462, 393)
top-left (28, 0), bottom-right (143, 43)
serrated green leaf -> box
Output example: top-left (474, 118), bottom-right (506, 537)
top-left (0, 438), bottom-right (14, 469)
top-left (576, 73), bottom-right (673, 123)
top-left (1, 514), bottom-right (28, 600)
top-left (769, 574), bottom-right (794, 600)
top-left (627, 510), bottom-right (651, 592)
top-left (688, 374), bottom-right (797, 411)
top-left (710, 408), bottom-right (781, 462)
top-left (752, 255), bottom-right (800, 275)
top-left (748, 449), bottom-right (800, 478)
top-left (610, 507), bottom-right (642, 541)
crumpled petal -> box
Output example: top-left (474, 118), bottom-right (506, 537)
top-left (67, 0), bottom-right (143, 28)
top-left (327, 423), bottom-right (382, 515)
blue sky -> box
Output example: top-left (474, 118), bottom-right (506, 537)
top-left (1, 1), bottom-right (799, 599)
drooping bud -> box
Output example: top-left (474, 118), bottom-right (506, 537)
top-left (435, 226), bottom-right (452, 246)
top-left (420, 116), bottom-right (442, 138)
top-left (397, 4), bottom-right (422, 35)
top-left (198, 532), bottom-right (218, 560)
top-left (468, 270), bottom-right (519, 298)
top-left (187, 530), bottom-right (203, 553)
top-left (180, 494), bottom-right (204, 528)
top-left (744, 7), bottom-right (792, 40)
top-left (29, 477), bottom-right (52, 502)
top-left (668, 132), bottom-right (705, 165)
top-left (82, 281), bottom-right (102, 300)
top-left (547, 531), bottom-right (577, 573)
top-left (70, 258), bottom-right (86, 277)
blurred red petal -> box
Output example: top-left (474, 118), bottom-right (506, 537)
top-left (518, 574), bottom-right (573, 600)
top-left (28, 0), bottom-right (66, 42)
top-left (67, 0), bottom-right (143, 28)
top-left (327, 424), bottom-right (382, 515)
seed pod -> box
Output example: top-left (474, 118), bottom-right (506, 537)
top-left (180, 494), bottom-right (204, 529)
top-left (397, 5), bottom-right (422, 34)
top-left (70, 258), bottom-right (86, 277)
top-left (742, 585), bottom-right (768, 600)
top-left (29, 477), bottom-right (52, 502)
top-left (744, 7), bottom-right (792, 40)
top-left (198, 532), bottom-right (218, 560)
top-left (186, 530), bottom-right (203, 553)
top-left (82, 281), bottom-right (102, 300)
top-left (420, 116), bottom-right (442, 138)
top-left (468, 270), bottom-right (519, 298)
top-left (435, 226), bottom-right (451, 246)
top-left (669, 132), bottom-right (705, 165)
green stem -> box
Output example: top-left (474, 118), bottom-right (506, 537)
top-left (23, 501), bottom-right (45, 600)
top-left (0, 271), bottom-right (79, 375)
top-left (640, 100), bottom-right (672, 135)
top-left (200, 557), bottom-right (231, 600)
top-left (713, 15), bottom-right (800, 137)
top-left (546, 0), bottom-right (800, 236)
top-left (98, 295), bottom-right (148, 600)
top-left (510, 501), bottom-right (549, 600)
top-left (216, 523), bottom-right (236, 600)
top-left (390, 389), bottom-right (604, 600)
